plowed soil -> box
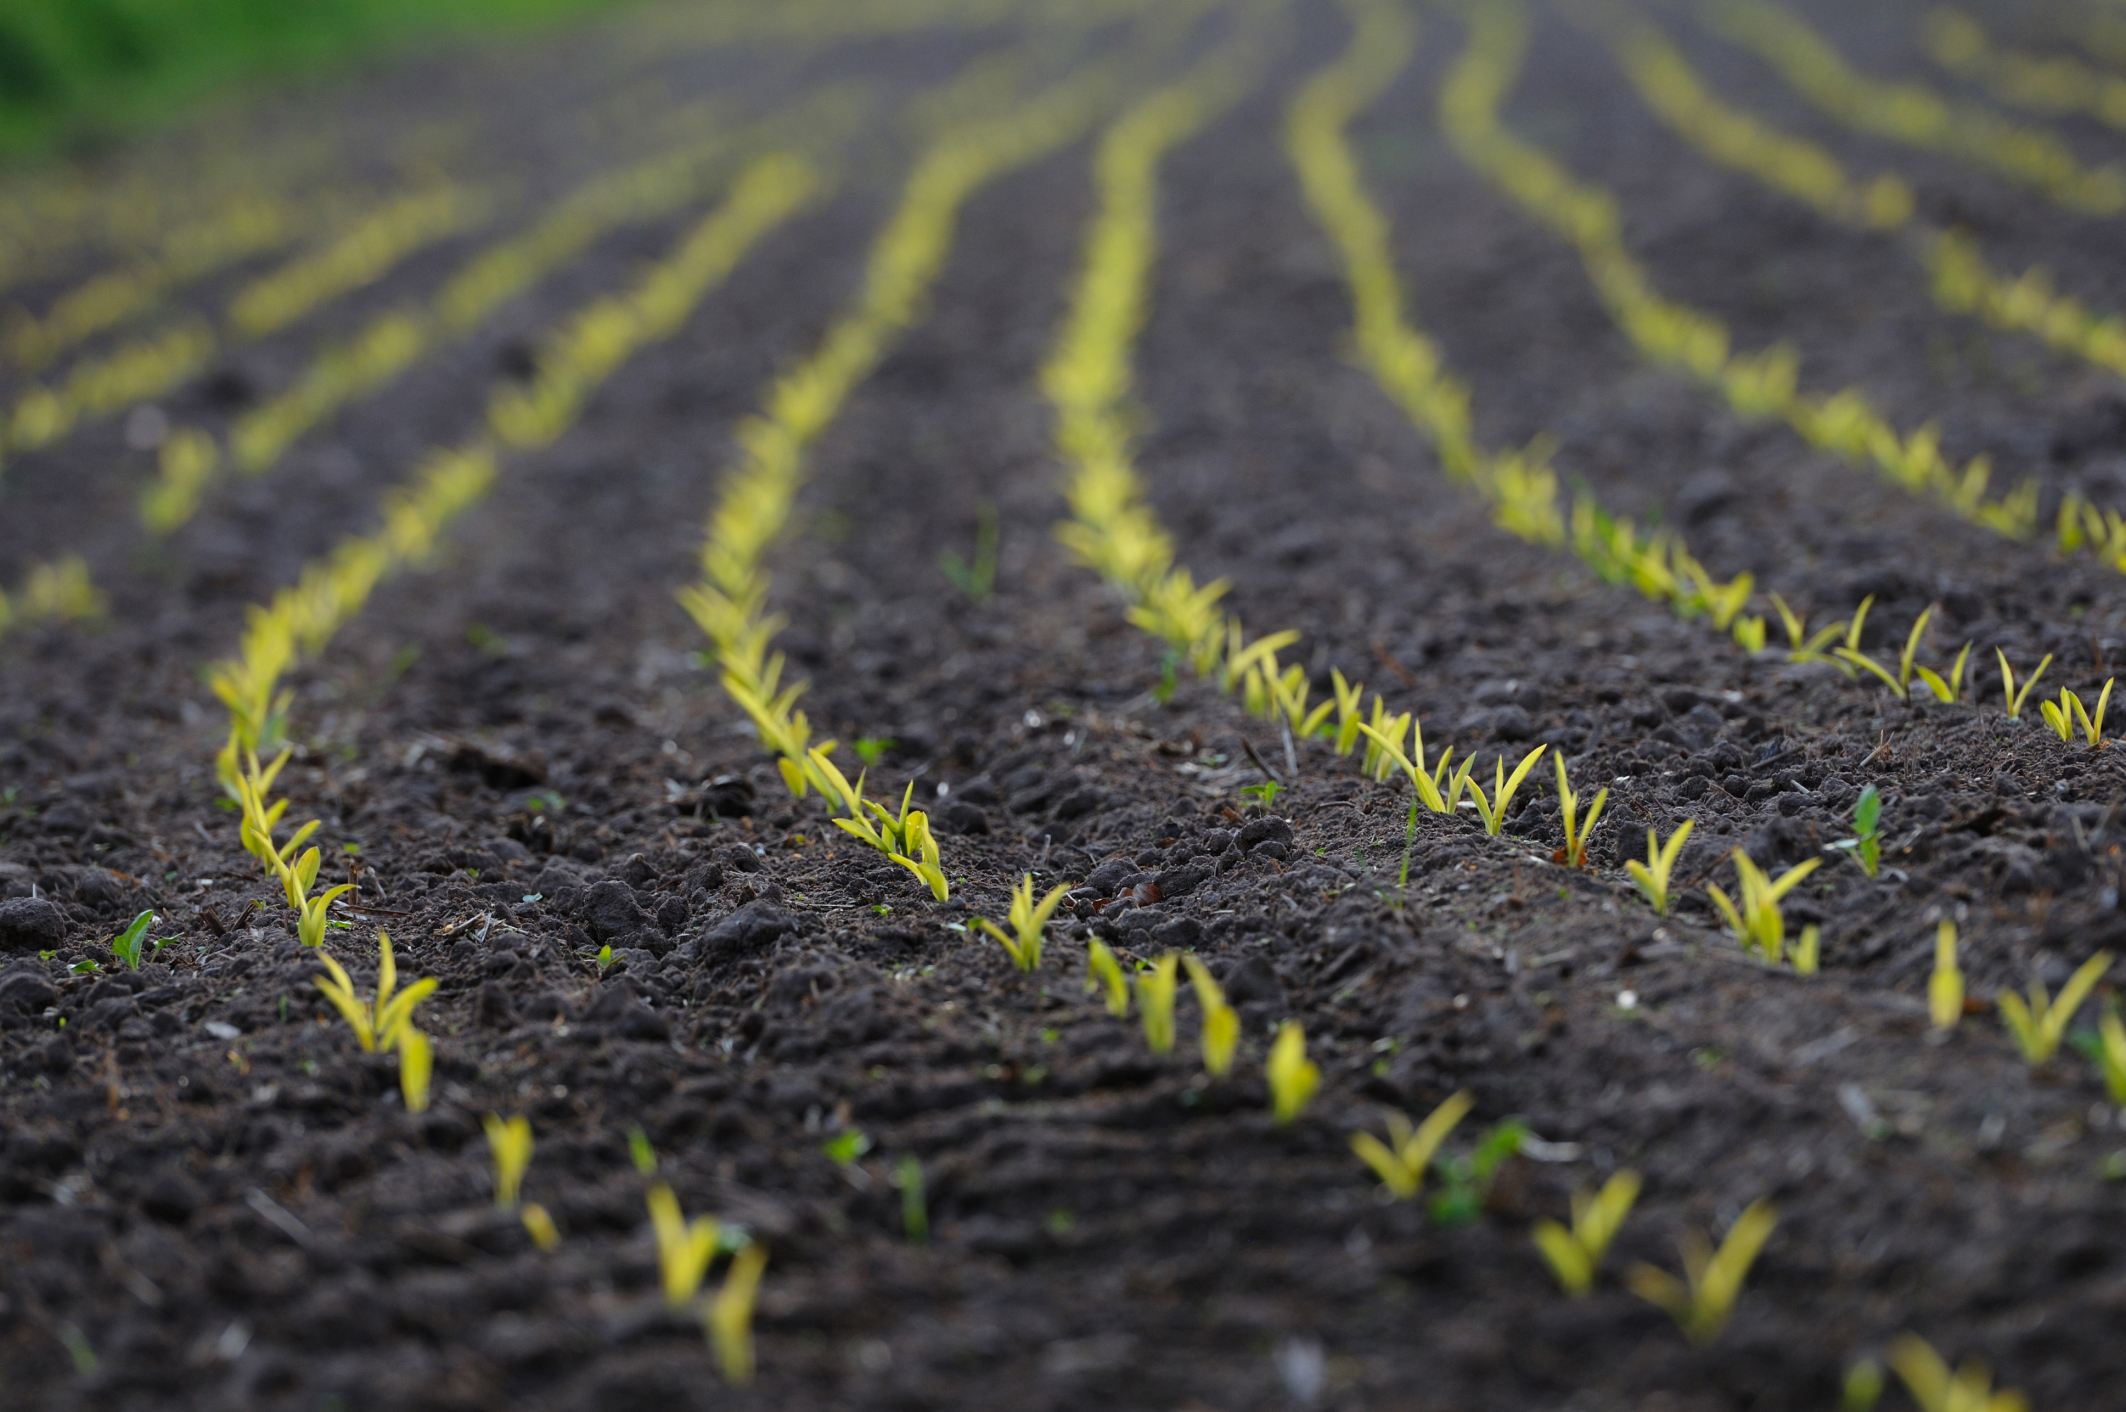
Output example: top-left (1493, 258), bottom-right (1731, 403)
top-left (5, 2), bottom-right (2126, 1409)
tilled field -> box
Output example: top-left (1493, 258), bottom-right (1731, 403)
top-left (4, 1), bottom-right (2126, 1408)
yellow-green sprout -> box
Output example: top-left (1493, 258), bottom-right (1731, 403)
top-left (1266, 1020), bottom-right (1320, 1125)
top-left (521, 1203), bottom-right (561, 1251)
top-left (1467, 744), bottom-right (1548, 836)
top-left (892, 811), bottom-right (949, 902)
top-left (1794, 924), bottom-right (1821, 977)
top-left (1140, 953), bottom-right (1179, 1054)
top-left (397, 1027), bottom-right (432, 1113)
top-left (1706, 852), bottom-right (1820, 963)
top-left (647, 1183), bottom-right (720, 1310)
top-left (1911, 640), bottom-right (1974, 705)
top-left (1998, 950), bottom-right (2112, 1065)
top-left (1554, 754), bottom-right (1608, 869)
top-left (313, 932), bottom-right (436, 1052)
top-left (1842, 1359), bottom-right (1885, 1412)
top-left (1627, 1198), bottom-right (1777, 1345)
top-left (1084, 938), bottom-right (1130, 1016)
top-left (1532, 1169), bottom-right (1642, 1296)
top-left (1931, 919), bottom-right (1964, 1031)
top-left (484, 1114), bottom-right (534, 1210)
top-left (1626, 820), bottom-right (1693, 915)
top-left (977, 874), bottom-right (1070, 973)
top-left (1328, 669), bottom-right (1366, 755)
top-left (1769, 593), bottom-right (1847, 669)
top-left (1834, 597), bottom-right (1945, 696)
top-left (1181, 955), bottom-right (1239, 1077)
top-left (2093, 1010), bottom-right (2126, 1104)
top-left (707, 1240), bottom-right (768, 1384)
top-left (1887, 1333), bottom-right (2031, 1412)
top-left (1349, 1091), bottom-right (1472, 1200)
top-left (2039, 678), bottom-right (2113, 747)
top-left (1356, 713), bottom-right (1460, 814)
top-left (1995, 649), bottom-right (2051, 721)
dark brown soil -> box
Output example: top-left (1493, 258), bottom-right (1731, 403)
top-left (4, 2), bottom-right (2126, 1409)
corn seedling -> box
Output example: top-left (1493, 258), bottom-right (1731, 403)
top-left (1794, 924), bottom-right (1822, 976)
top-left (647, 1182), bottom-right (721, 1310)
top-left (1706, 852), bottom-right (1820, 963)
top-left (398, 1026), bottom-right (432, 1113)
top-left (1085, 938), bottom-right (1130, 1016)
top-left (707, 1240), bottom-right (768, 1385)
top-left (822, 1129), bottom-right (872, 1166)
top-left (894, 1155), bottom-right (928, 1244)
top-left (1553, 755), bottom-right (1608, 869)
top-left (1997, 950), bottom-right (2112, 1065)
top-left (2039, 679), bottom-right (2113, 747)
top-left (1466, 744), bottom-right (1547, 836)
top-left (313, 933), bottom-right (436, 1053)
top-left (1532, 1169), bottom-right (1643, 1296)
top-left (522, 1204), bottom-right (561, 1251)
top-left (977, 874), bottom-right (1069, 973)
top-left (484, 1114), bottom-right (533, 1210)
top-left (1627, 820), bottom-right (1694, 915)
top-left (1140, 954), bottom-right (1179, 1054)
top-left (1931, 919), bottom-right (1964, 1031)
top-left (1181, 955), bottom-right (1239, 1077)
top-left (1357, 714), bottom-right (1460, 815)
top-left (1887, 1333), bottom-right (2032, 1412)
top-left (1995, 650), bottom-right (2050, 720)
top-left (1828, 784), bottom-right (1882, 877)
top-left (1430, 1119), bottom-right (1529, 1227)
top-left (2090, 1010), bottom-right (2126, 1104)
top-left (1266, 1020), bottom-right (1320, 1125)
top-left (1350, 1091), bottom-right (1473, 1201)
top-left (628, 1124), bottom-right (659, 1176)
top-left (108, 910), bottom-right (161, 970)
top-left (1627, 1198), bottom-right (1778, 1345)
top-left (1770, 594), bottom-right (1848, 669)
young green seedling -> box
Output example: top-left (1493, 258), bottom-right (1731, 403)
top-left (1910, 640), bottom-right (1973, 705)
top-left (1356, 715), bottom-right (1458, 815)
top-left (1995, 649), bottom-right (2051, 721)
top-left (1466, 744), bottom-right (1547, 836)
top-left (313, 932), bottom-right (436, 1052)
top-left (1180, 955), bottom-right (1239, 1077)
top-left (484, 1113), bottom-right (534, 1210)
top-left (647, 1182), bottom-right (719, 1310)
top-left (1240, 780), bottom-right (1283, 809)
top-left (1626, 820), bottom-right (1694, 915)
top-left (1886, 1333), bottom-right (2031, 1412)
top-left (628, 1124), bottom-right (659, 1176)
top-left (1349, 1091), bottom-right (1473, 1200)
top-left (522, 1203), bottom-right (561, 1251)
top-left (1794, 924), bottom-right (1821, 976)
top-left (822, 1129), bottom-right (872, 1166)
top-left (1084, 938), bottom-right (1130, 1016)
top-left (1828, 784), bottom-right (1882, 877)
top-left (1931, 919), bottom-right (1964, 1031)
top-left (1266, 1020), bottom-right (1320, 1125)
top-left (977, 873), bottom-right (1070, 973)
top-left (1842, 1359), bottom-right (1886, 1412)
top-left (1707, 852), bottom-right (1820, 963)
top-left (1430, 1119), bottom-right (1530, 1227)
top-left (2092, 1010), bottom-right (2126, 1104)
top-left (1532, 1169), bottom-right (1643, 1296)
top-left (1997, 950), bottom-right (2112, 1065)
top-left (398, 1026), bottom-right (432, 1113)
top-left (938, 500), bottom-right (998, 603)
top-left (1627, 1198), bottom-right (1778, 1345)
top-left (894, 1155), bottom-right (928, 1244)
top-left (2039, 678), bottom-right (2113, 747)
top-left (108, 910), bottom-right (159, 970)
top-left (1554, 754), bottom-right (1608, 869)
top-left (1140, 954), bottom-right (1179, 1054)
top-left (1769, 593), bottom-right (1847, 669)
top-left (707, 1240), bottom-right (768, 1384)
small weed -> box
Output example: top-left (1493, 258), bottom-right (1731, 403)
top-left (1828, 784), bottom-right (1881, 877)
top-left (108, 910), bottom-right (160, 970)
top-left (938, 500), bottom-right (999, 602)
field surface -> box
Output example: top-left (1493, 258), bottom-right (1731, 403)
top-left (4, 1), bottom-right (2126, 1408)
